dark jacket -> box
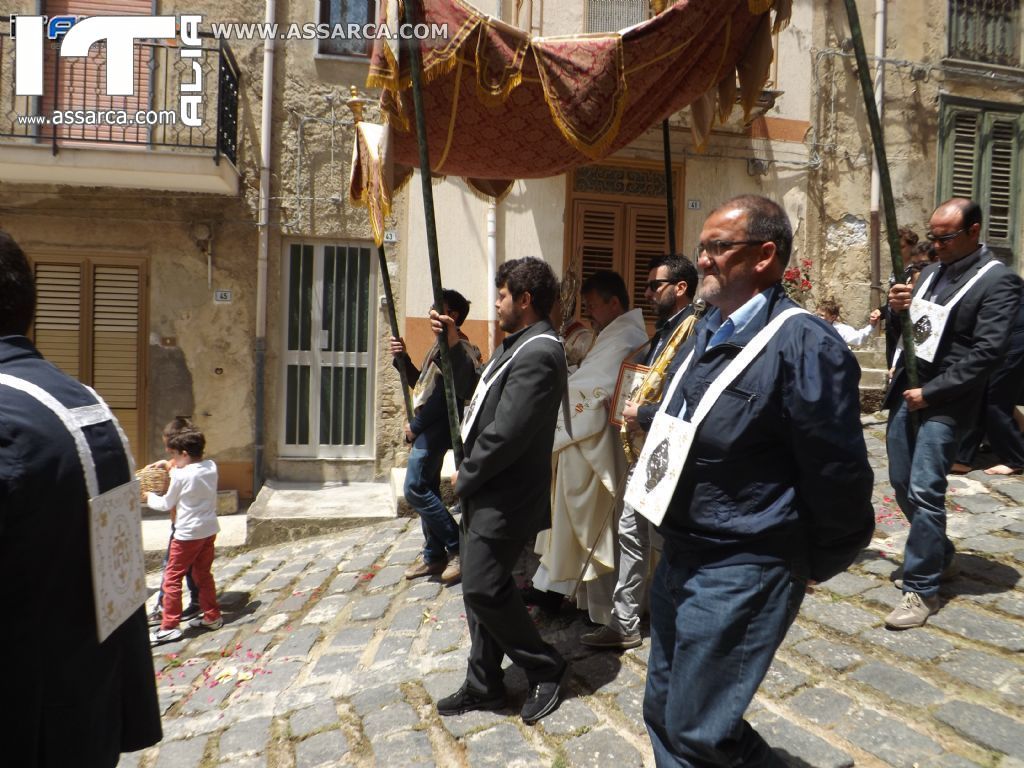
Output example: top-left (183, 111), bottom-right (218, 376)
top-left (455, 320), bottom-right (567, 539)
top-left (637, 304), bottom-right (695, 431)
top-left (884, 246), bottom-right (1021, 426)
top-left (0, 336), bottom-right (162, 767)
top-left (394, 336), bottom-right (480, 451)
top-left (658, 285), bottom-right (874, 583)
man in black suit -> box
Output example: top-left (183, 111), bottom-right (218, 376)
top-left (0, 231), bottom-right (162, 766)
top-left (437, 256), bottom-right (569, 724)
top-left (885, 198), bottom-right (1020, 629)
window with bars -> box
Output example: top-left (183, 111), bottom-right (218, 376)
top-left (584, 0), bottom-right (649, 32)
top-left (948, 0), bottom-right (1022, 68)
top-left (319, 0), bottom-right (378, 57)
top-left (281, 242), bottom-right (376, 458)
top-left (938, 99), bottom-right (1022, 265)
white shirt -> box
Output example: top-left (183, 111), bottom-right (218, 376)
top-left (832, 321), bottom-right (874, 348)
top-left (146, 459), bottom-right (220, 541)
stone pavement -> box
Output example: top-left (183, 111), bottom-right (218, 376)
top-left (119, 422), bottom-right (1023, 768)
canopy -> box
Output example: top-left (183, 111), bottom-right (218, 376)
top-left (351, 0), bottom-right (791, 245)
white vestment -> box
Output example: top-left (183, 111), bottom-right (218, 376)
top-left (534, 308), bottom-right (648, 623)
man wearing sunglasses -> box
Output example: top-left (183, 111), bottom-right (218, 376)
top-left (885, 198), bottom-right (1020, 629)
top-left (581, 254), bottom-right (699, 650)
top-left (642, 196), bottom-right (873, 766)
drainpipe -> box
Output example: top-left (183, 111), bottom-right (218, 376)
top-left (487, 200), bottom-right (498, 356)
top-left (486, 0), bottom-right (501, 357)
top-left (868, 0), bottom-right (886, 310)
top-left (254, 0), bottom-right (276, 498)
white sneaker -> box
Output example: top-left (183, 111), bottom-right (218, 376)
top-left (188, 615), bottom-right (224, 630)
top-left (150, 627), bottom-right (183, 646)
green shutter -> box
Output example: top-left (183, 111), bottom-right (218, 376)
top-left (939, 100), bottom-right (1022, 267)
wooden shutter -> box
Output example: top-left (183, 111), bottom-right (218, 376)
top-left (33, 262), bottom-right (83, 379)
top-left (950, 111), bottom-right (979, 199)
top-left (627, 206), bottom-right (668, 330)
top-left (574, 200), bottom-right (623, 285)
top-left (30, 256), bottom-right (145, 460)
top-left (41, 0), bottom-right (153, 144)
top-left (985, 116), bottom-right (1018, 248)
top-left (92, 264), bottom-right (142, 451)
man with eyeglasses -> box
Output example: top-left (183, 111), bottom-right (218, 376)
top-left (884, 198), bottom-right (1020, 629)
top-left (641, 195), bottom-right (873, 766)
top-left (581, 254), bottom-right (699, 650)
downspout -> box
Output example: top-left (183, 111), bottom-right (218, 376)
top-left (487, 0), bottom-right (501, 357)
top-left (254, 0), bottom-right (276, 498)
top-left (487, 201), bottom-right (498, 356)
top-left (868, 0), bottom-right (886, 309)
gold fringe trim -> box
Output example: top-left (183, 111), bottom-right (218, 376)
top-left (533, 38), bottom-right (629, 159)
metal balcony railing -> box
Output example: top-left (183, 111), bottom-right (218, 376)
top-left (948, 0), bottom-right (1021, 68)
top-left (0, 18), bottom-right (240, 165)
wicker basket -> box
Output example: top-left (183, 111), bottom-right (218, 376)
top-left (136, 466), bottom-right (169, 501)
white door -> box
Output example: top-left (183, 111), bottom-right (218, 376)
top-left (280, 242), bottom-right (376, 458)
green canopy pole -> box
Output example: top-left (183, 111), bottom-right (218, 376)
top-left (378, 243), bottom-right (415, 422)
top-left (842, 0), bottom-right (919, 389)
top-left (403, 0), bottom-right (466, 465)
top-left (662, 119), bottom-right (677, 254)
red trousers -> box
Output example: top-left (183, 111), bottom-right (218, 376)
top-left (161, 535), bottom-right (220, 629)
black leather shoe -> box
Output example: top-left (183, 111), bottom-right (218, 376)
top-left (436, 682), bottom-right (506, 716)
top-left (521, 663), bottom-right (569, 724)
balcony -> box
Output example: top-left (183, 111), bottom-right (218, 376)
top-left (0, 18), bottom-right (241, 194)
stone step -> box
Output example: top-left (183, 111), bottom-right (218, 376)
top-left (390, 450), bottom-right (457, 516)
top-left (246, 480), bottom-right (398, 548)
top-left (859, 367), bottom-right (888, 390)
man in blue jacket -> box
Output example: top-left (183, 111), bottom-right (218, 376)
top-left (0, 231), bottom-right (162, 766)
top-left (391, 289), bottom-right (482, 585)
top-left (642, 196), bottom-right (874, 766)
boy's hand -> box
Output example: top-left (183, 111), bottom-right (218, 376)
top-left (429, 310), bottom-right (459, 348)
top-left (390, 336), bottom-right (407, 357)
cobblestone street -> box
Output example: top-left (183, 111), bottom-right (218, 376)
top-left (120, 421), bottom-right (1024, 768)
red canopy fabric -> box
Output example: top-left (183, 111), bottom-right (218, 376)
top-left (351, 0), bottom-right (790, 243)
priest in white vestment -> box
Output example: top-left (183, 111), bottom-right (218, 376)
top-left (533, 270), bottom-right (649, 623)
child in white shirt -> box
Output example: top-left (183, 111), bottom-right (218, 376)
top-left (147, 426), bottom-right (222, 645)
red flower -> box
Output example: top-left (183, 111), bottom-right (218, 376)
top-left (801, 279), bottom-right (812, 290)
top-left (784, 268), bottom-right (800, 281)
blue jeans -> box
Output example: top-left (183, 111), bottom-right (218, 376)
top-left (887, 403), bottom-right (958, 596)
top-left (644, 552), bottom-right (804, 767)
top-left (404, 446), bottom-right (459, 563)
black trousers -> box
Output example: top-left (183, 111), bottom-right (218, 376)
top-left (461, 526), bottom-right (564, 694)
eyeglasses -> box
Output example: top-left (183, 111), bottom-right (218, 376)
top-left (925, 229), bottom-right (964, 243)
top-left (646, 278), bottom-right (679, 292)
top-left (695, 239), bottom-right (768, 258)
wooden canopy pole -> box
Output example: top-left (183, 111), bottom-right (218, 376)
top-left (661, 119), bottom-right (677, 254)
top-left (842, 0), bottom-right (918, 389)
top-left (403, 0), bottom-right (466, 464)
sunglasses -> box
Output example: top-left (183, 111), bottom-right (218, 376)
top-left (646, 278), bottom-right (679, 291)
top-left (925, 229), bottom-right (964, 243)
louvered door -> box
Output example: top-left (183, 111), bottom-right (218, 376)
top-left (627, 206), bottom-right (669, 331)
top-left (30, 256), bottom-right (146, 459)
top-left (572, 199), bottom-right (670, 334)
top-left (940, 102), bottom-right (1022, 265)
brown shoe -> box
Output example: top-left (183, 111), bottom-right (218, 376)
top-left (404, 556), bottom-right (446, 580)
top-left (441, 555), bottom-right (461, 585)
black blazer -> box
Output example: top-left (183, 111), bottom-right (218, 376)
top-left (0, 336), bottom-right (162, 767)
top-left (455, 320), bottom-right (567, 539)
top-left (884, 246), bottom-right (1021, 426)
